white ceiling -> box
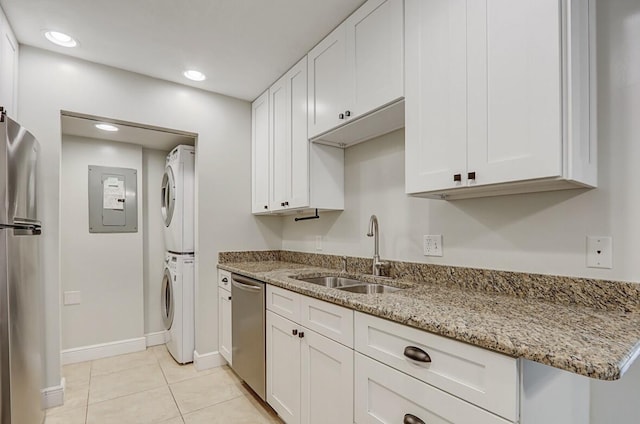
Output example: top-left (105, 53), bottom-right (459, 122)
top-left (0, 0), bottom-right (366, 101)
top-left (61, 113), bottom-right (195, 151)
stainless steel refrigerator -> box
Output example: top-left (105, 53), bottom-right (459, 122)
top-left (0, 109), bottom-right (44, 424)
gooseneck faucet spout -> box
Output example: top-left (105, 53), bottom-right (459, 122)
top-left (367, 215), bottom-right (388, 276)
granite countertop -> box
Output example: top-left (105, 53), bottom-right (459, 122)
top-left (218, 259), bottom-right (640, 381)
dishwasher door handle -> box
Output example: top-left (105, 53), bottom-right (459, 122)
top-left (232, 279), bottom-right (262, 292)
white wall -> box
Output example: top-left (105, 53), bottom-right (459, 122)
top-left (60, 136), bottom-right (144, 349)
top-left (19, 46), bottom-right (283, 388)
top-left (142, 148), bottom-right (169, 335)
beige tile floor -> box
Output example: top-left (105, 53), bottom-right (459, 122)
top-left (45, 345), bottom-right (283, 424)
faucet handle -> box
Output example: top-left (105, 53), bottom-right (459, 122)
top-left (341, 256), bottom-right (348, 273)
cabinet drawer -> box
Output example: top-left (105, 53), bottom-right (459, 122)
top-left (266, 284), bottom-right (302, 322)
top-left (355, 353), bottom-right (511, 424)
top-left (300, 296), bottom-right (353, 348)
top-left (218, 270), bottom-right (231, 290)
top-left (355, 312), bottom-right (518, 421)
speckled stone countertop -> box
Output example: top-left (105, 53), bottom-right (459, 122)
top-left (217, 251), bottom-right (640, 381)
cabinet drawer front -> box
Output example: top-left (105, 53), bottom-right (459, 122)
top-left (355, 312), bottom-right (518, 421)
top-left (355, 353), bottom-right (511, 424)
top-left (300, 296), bottom-right (354, 348)
top-left (218, 270), bottom-right (232, 290)
top-left (267, 285), bottom-right (302, 322)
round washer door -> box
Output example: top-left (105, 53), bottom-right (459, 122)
top-left (161, 268), bottom-right (174, 330)
top-left (161, 167), bottom-right (176, 227)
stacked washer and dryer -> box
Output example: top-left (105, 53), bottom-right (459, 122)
top-left (160, 145), bottom-right (196, 364)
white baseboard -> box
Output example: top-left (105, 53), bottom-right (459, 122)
top-left (193, 350), bottom-right (226, 371)
top-left (145, 331), bottom-right (167, 347)
top-left (41, 377), bottom-right (65, 409)
top-left (61, 337), bottom-right (146, 365)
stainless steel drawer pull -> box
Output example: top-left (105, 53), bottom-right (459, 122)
top-left (404, 413), bottom-right (425, 424)
top-left (404, 346), bottom-right (431, 363)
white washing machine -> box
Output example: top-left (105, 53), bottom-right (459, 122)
top-left (161, 145), bottom-right (195, 254)
top-left (161, 252), bottom-right (195, 364)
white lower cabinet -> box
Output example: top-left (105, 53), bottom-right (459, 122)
top-left (266, 307), bottom-right (353, 424)
top-left (217, 287), bottom-right (232, 365)
top-left (354, 352), bottom-right (510, 424)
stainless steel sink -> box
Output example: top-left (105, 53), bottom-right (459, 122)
top-left (299, 276), bottom-right (365, 288)
top-left (337, 284), bottom-right (402, 294)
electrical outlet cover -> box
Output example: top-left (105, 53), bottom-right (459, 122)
top-left (423, 235), bottom-right (443, 257)
top-left (586, 236), bottom-right (612, 269)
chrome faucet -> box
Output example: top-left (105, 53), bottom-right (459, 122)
top-left (367, 215), bottom-right (388, 276)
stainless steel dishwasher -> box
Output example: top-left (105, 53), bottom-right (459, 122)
top-left (231, 273), bottom-right (266, 400)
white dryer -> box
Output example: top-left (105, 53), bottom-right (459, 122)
top-left (161, 145), bottom-right (195, 253)
top-left (161, 252), bottom-right (195, 364)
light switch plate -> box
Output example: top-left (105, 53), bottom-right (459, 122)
top-left (64, 291), bottom-right (81, 305)
top-left (423, 235), bottom-right (443, 257)
top-left (586, 236), bottom-right (612, 269)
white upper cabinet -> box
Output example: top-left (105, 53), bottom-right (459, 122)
top-left (251, 90), bottom-right (270, 213)
top-left (308, 0), bottom-right (404, 145)
top-left (405, 0), bottom-right (596, 200)
top-left (0, 6), bottom-right (18, 118)
top-left (270, 58), bottom-right (310, 212)
top-left (252, 57), bottom-right (344, 215)
top-left (307, 25), bottom-right (349, 139)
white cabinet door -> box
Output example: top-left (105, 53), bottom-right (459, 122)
top-left (287, 58), bottom-right (310, 209)
top-left (218, 288), bottom-right (232, 365)
top-left (346, 0), bottom-right (404, 118)
top-left (0, 10), bottom-right (18, 117)
top-left (308, 24), bottom-right (349, 138)
top-left (251, 90), bottom-right (270, 213)
top-left (300, 329), bottom-right (353, 424)
top-left (466, 0), bottom-right (562, 186)
top-left (270, 57), bottom-right (309, 212)
top-left (404, 0), bottom-right (467, 194)
top-left (267, 310), bottom-right (301, 424)
top-left (354, 353), bottom-right (511, 424)
top-left (270, 74), bottom-right (289, 211)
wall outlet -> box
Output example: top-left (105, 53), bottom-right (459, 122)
top-left (63, 291), bottom-right (81, 305)
top-left (586, 236), bottom-right (612, 269)
top-left (423, 235), bottom-right (443, 257)
top-left (315, 235), bottom-right (323, 251)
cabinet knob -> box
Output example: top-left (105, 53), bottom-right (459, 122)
top-left (284, 201), bottom-right (289, 206)
top-left (468, 171), bottom-right (476, 180)
top-left (404, 414), bottom-right (425, 424)
top-left (222, 277), bottom-right (228, 283)
top-left (338, 113), bottom-right (345, 119)
top-left (228, 296), bottom-right (231, 300)
top-left (298, 331), bottom-right (305, 338)
top-left (281, 202), bottom-right (285, 207)
top-left (453, 174), bottom-right (461, 182)
top-left (264, 205), bottom-right (268, 209)
top-left (403, 346), bottom-right (431, 363)
top-left (292, 329), bottom-right (298, 336)
top-left (344, 110), bottom-right (351, 117)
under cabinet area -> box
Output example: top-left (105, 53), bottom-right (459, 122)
top-left (266, 285), bottom-right (354, 424)
top-left (308, 0), bottom-right (404, 146)
top-left (405, 0), bottom-right (596, 200)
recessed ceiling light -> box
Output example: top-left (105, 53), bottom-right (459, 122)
top-left (44, 31), bottom-right (77, 48)
top-left (183, 70), bottom-right (206, 82)
top-left (95, 123), bottom-right (118, 132)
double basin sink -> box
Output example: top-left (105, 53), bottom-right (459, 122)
top-left (298, 275), bottom-right (402, 294)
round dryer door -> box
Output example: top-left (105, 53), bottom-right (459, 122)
top-left (161, 268), bottom-right (174, 330)
top-left (161, 167), bottom-right (176, 227)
